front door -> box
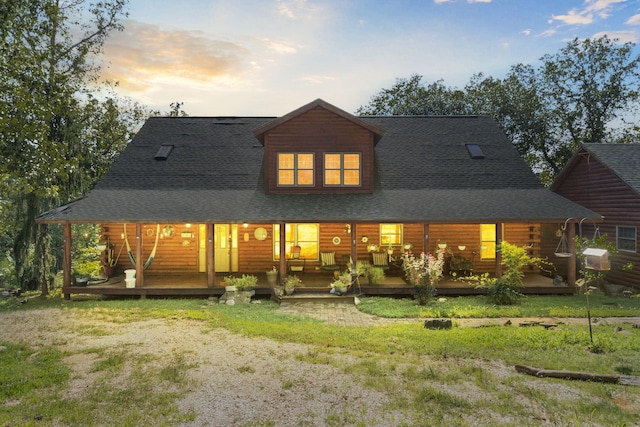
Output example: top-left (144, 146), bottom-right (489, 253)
top-left (214, 224), bottom-right (238, 273)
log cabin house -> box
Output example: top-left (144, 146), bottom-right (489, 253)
top-left (37, 99), bottom-right (600, 299)
top-left (550, 143), bottom-right (640, 290)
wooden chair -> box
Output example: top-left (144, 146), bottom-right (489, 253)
top-left (320, 252), bottom-right (340, 272)
top-left (371, 252), bottom-right (390, 270)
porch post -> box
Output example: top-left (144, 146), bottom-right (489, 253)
top-left (567, 223), bottom-right (576, 286)
top-left (207, 223), bottom-right (215, 287)
top-left (495, 223), bottom-right (503, 278)
top-left (423, 223), bottom-right (430, 253)
top-left (350, 223), bottom-right (357, 264)
top-left (279, 222), bottom-right (287, 276)
top-left (135, 223), bottom-right (144, 287)
top-left (63, 223), bottom-right (72, 300)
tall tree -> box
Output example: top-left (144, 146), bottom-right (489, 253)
top-left (357, 74), bottom-right (471, 116)
top-left (358, 36), bottom-right (640, 185)
top-left (0, 0), bottom-right (145, 293)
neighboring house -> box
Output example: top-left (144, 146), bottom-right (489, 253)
top-left (37, 99), bottom-right (599, 298)
top-left (551, 143), bottom-right (640, 290)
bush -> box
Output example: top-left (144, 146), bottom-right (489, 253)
top-left (464, 241), bottom-right (549, 305)
top-left (366, 265), bottom-right (385, 284)
top-left (226, 274), bottom-right (257, 290)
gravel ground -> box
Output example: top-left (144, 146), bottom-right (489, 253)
top-left (1, 306), bottom-right (639, 426)
top-left (0, 308), bottom-right (406, 426)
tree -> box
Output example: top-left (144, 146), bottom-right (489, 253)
top-left (357, 74), bottom-right (471, 116)
top-left (0, 0), bottom-right (146, 294)
top-left (507, 36), bottom-right (640, 183)
top-left (358, 37), bottom-right (640, 185)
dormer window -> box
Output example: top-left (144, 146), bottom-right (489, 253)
top-left (324, 153), bottom-right (361, 186)
top-left (277, 152), bottom-right (315, 186)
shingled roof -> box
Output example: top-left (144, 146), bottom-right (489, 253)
top-left (554, 143), bottom-right (640, 195)
top-left (37, 102), bottom-right (599, 224)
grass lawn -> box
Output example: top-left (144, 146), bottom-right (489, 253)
top-left (1, 293), bottom-right (639, 426)
top-left (356, 293), bottom-right (640, 319)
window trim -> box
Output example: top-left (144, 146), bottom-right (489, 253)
top-left (323, 152), bottom-right (362, 187)
top-left (277, 152), bottom-right (315, 187)
top-left (380, 223), bottom-right (403, 247)
top-left (617, 225), bottom-right (637, 253)
top-left (273, 223), bottom-right (320, 261)
top-left (480, 224), bottom-right (496, 260)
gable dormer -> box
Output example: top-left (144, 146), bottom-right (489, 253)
top-left (253, 99), bottom-right (385, 194)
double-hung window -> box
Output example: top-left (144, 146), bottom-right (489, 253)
top-left (277, 153), bottom-right (314, 186)
top-left (617, 226), bottom-right (637, 252)
top-left (324, 153), bottom-right (361, 186)
top-left (480, 224), bottom-right (496, 260)
top-left (380, 224), bottom-right (403, 246)
top-left (273, 224), bottom-right (319, 260)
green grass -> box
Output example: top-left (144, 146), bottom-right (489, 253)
top-left (1, 294), bottom-right (639, 426)
top-left (356, 294), bottom-right (640, 318)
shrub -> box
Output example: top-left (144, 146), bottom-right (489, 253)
top-left (226, 274), bottom-right (257, 290)
top-left (465, 241), bottom-right (549, 305)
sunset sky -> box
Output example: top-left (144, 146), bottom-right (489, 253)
top-left (99, 0), bottom-right (640, 116)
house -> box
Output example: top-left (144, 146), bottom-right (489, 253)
top-left (550, 143), bottom-right (640, 290)
top-left (37, 99), bottom-right (600, 299)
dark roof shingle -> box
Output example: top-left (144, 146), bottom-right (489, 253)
top-left (37, 108), bottom-right (599, 223)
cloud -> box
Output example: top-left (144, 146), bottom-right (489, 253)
top-left (550, 0), bottom-right (626, 26)
top-left (433, 0), bottom-right (492, 3)
top-left (276, 0), bottom-right (320, 20)
top-left (520, 29), bottom-right (532, 36)
top-left (298, 74), bottom-right (337, 85)
top-left (592, 30), bottom-right (637, 42)
top-left (626, 14), bottom-right (640, 25)
top-left (264, 39), bottom-right (300, 54)
top-left (100, 20), bottom-right (250, 93)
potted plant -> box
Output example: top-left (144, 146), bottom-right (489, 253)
top-left (266, 266), bottom-right (278, 286)
top-left (366, 265), bottom-right (385, 285)
top-left (283, 274), bottom-right (300, 295)
top-left (228, 274), bottom-right (257, 291)
top-left (72, 247), bottom-right (103, 286)
top-left (330, 272), bottom-right (351, 295)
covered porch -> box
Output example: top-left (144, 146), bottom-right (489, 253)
top-left (60, 270), bottom-right (576, 299)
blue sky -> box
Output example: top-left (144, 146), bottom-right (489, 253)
top-left (100, 0), bottom-right (640, 116)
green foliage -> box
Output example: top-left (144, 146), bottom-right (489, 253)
top-left (331, 272), bottom-right (351, 293)
top-left (574, 231), bottom-right (634, 290)
top-left (226, 274), bottom-right (258, 290)
top-left (463, 241), bottom-right (550, 305)
top-left (365, 265), bottom-right (385, 285)
top-left (0, 0), bottom-right (148, 292)
top-left (356, 293), bottom-right (640, 319)
top-left (358, 36), bottom-right (640, 186)
top-left (283, 274), bottom-right (301, 291)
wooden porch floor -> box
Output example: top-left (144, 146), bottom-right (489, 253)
top-left (63, 271), bottom-right (576, 298)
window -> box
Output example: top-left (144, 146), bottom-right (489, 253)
top-left (277, 153), bottom-right (314, 186)
top-left (274, 224), bottom-right (319, 260)
top-left (465, 144), bottom-right (485, 159)
top-left (324, 153), bottom-right (361, 186)
top-left (617, 226), bottom-right (637, 252)
top-left (380, 224), bottom-right (403, 246)
top-left (154, 144), bottom-right (174, 160)
top-left (480, 224), bottom-right (496, 260)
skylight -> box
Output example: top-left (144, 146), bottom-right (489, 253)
top-left (465, 144), bottom-right (485, 159)
top-left (154, 144), bottom-right (174, 161)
